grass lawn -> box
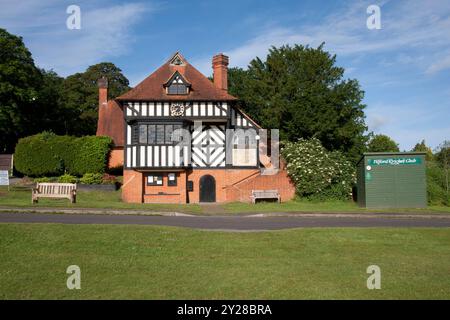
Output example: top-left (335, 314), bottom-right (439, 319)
top-left (0, 186), bottom-right (202, 214)
top-left (224, 199), bottom-right (450, 214)
top-left (0, 223), bottom-right (449, 299)
top-left (1, 186), bottom-right (449, 215)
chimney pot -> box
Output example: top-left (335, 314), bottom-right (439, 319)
top-left (97, 77), bottom-right (108, 89)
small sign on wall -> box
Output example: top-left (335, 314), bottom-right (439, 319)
top-left (147, 174), bottom-right (163, 186)
top-left (0, 170), bottom-right (9, 186)
top-left (168, 173), bottom-right (177, 186)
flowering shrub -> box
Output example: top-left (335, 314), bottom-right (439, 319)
top-left (58, 174), bottom-right (77, 184)
top-left (282, 138), bottom-right (356, 200)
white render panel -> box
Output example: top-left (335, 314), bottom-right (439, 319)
top-left (142, 103), bottom-right (147, 116)
top-left (126, 147), bottom-right (131, 167)
top-left (200, 103), bottom-right (206, 116)
top-left (140, 146), bottom-right (146, 167)
top-left (154, 147), bottom-right (159, 166)
top-left (222, 103), bottom-right (227, 116)
top-left (163, 103), bottom-right (169, 116)
top-left (168, 146), bottom-right (174, 167)
top-left (156, 103), bottom-right (162, 116)
top-left (186, 104), bottom-right (192, 116)
top-left (132, 146), bottom-right (137, 167)
top-left (147, 147), bottom-right (152, 167)
top-left (193, 102), bottom-right (198, 116)
top-left (161, 146), bottom-right (166, 166)
top-left (127, 125), bottom-right (131, 144)
top-left (183, 146), bottom-right (189, 166)
top-left (207, 103), bottom-right (213, 116)
top-left (175, 146), bottom-right (181, 166)
top-left (214, 105), bottom-right (220, 115)
top-left (134, 102), bottom-right (140, 116)
top-left (149, 102), bottom-right (155, 116)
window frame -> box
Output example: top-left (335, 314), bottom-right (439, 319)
top-left (167, 173), bottom-right (177, 186)
top-left (132, 122), bottom-right (184, 146)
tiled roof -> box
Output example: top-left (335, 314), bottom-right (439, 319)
top-left (117, 53), bottom-right (237, 101)
top-left (96, 100), bottom-right (125, 147)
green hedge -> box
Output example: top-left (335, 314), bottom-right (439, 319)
top-left (14, 132), bottom-right (112, 177)
top-left (66, 136), bottom-right (113, 176)
top-left (427, 161), bottom-right (449, 206)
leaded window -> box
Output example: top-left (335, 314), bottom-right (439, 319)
top-left (132, 123), bottom-right (184, 145)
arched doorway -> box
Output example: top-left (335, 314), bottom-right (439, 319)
top-left (199, 175), bottom-right (216, 202)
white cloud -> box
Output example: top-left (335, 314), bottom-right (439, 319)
top-left (0, 1), bottom-right (154, 76)
top-left (193, 0), bottom-right (450, 75)
top-left (426, 54), bottom-right (450, 74)
top-left (366, 102), bottom-right (449, 150)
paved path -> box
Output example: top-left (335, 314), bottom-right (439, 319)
top-left (1, 212), bottom-right (450, 230)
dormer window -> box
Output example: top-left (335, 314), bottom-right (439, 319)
top-left (164, 71), bottom-right (191, 95)
top-left (168, 81), bottom-right (187, 94)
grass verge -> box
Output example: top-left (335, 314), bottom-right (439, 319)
top-left (0, 223), bottom-right (449, 299)
top-left (0, 187), bottom-right (202, 214)
top-left (223, 200), bottom-right (450, 214)
top-left (1, 187), bottom-right (449, 215)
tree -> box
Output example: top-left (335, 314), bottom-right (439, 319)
top-left (228, 44), bottom-right (369, 161)
top-left (62, 62), bottom-right (130, 136)
top-left (412, 139), bottom-right (433, 161)
top-left (367, 134), bottom-right (399, 152)
top-left (435, 140), bottom-right (450, 195)
top-left (0, 28), bottom-right (42, 153)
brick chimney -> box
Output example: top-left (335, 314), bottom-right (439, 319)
top-left (98, 77), bottom-right (108, 107)
top-left (96, 77), bottom-right (108, 136)
top-left (212, 53), bottom-right (229, 91)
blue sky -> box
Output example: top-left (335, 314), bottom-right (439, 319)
top-left (1, 0), bottom-right (449, 150)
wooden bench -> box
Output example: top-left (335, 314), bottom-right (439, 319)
top-left (251, 190), bottom-right (280, 203)
top-left (32, 183), bottom-right (77, 204)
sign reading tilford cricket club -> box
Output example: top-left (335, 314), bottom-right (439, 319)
top-left (368, 157), bottom-right (422, 166)
top-left (0, 170), bottom-right (9, 186)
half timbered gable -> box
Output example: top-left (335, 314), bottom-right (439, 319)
top-left (117, 52), bottom-right (258, 170)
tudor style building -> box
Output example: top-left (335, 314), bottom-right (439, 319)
top-left (97, 52), bottom-right (295, 203)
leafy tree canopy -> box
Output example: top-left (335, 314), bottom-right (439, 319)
top-left (435, 140), bottom-right (450, 171)
top-left (412, 139), bottom-right (433, 161)
top-left (228, 43), bottom-right (369, 161)
top-left (367, 134), bottom-right (400, 152)
top-left (62, 62), bottom-right (130, 136)
top-left (0, 28), bottom-right (41, 152)
top-left (0, 28), bottom-right (131, 152)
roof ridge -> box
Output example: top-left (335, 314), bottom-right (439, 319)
top-left (116, 53), bottom-right (237, 101)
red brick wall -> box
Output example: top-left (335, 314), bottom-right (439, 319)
top-left (143, 171), bottom-right (187, 204)
top-left (122, 166), bottom-right (296, 204)
top-left (186, 168), bottom-right (257, 203)
top-left (108, 147), bottom-right (124, 169)
top-left (224, 167), bottom-right (296, 202)
top-left (122, 170), bottom-right (143, 203)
